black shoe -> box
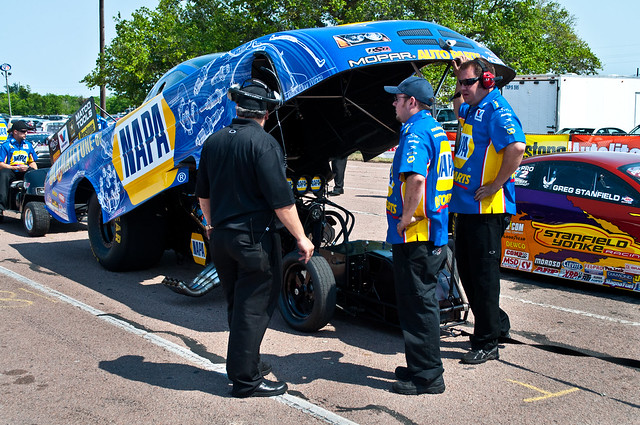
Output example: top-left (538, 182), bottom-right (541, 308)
top-left (233, 380), bottom-right (288, 398)
top-left (392, 375), bottom-right (445, 395)
top-left (259, 361), bottom-right (272, 376)
top-left (498, 331), bottom-right (512, 343)
top-left (394, 366), bottom-right (411, 381)
top-left (328, 188), bottom-right (343, 196)
top-left (461, 346), bottom-right (499, 364)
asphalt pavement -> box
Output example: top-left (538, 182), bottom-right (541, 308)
top-left (1, 160), bottom-right (638, 424)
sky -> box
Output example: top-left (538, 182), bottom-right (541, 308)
top-left (1, 0), bottom-right (639, 100)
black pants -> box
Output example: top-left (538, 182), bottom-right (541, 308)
top-left (393, 241), bottom-right (446, 382)
top-left (331, 157), bottom-right (347, 190)
top-left (0, 169), bottom-right (24, 211)
top-left (210, 229), bottom-right (282, 396)
top-left (454, 213), bottom-right (511, 350)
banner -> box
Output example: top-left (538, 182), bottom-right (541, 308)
top-left (49, 97), bottom-right (98, 163)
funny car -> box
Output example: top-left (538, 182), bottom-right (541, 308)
top-left (502, 151), bottom-right (640, 293)
top-left (45, 20), bottom-right (517, 330)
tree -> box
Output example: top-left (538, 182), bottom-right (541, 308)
top-left (83, 0), bottom-right (601, 104)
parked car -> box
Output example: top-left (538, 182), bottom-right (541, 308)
top-left (501, 151), bottom-right (640, 292)
top-left (435, 107), bottom-right (457, 131)
top-left (557, 127), bottom-right (626, 135)
top-left (45, 20), bottom-right (518, 330)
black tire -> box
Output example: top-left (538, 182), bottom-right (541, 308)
top-left (22, 201), bottom-right (50, 237)
top-left (279, 252), bottom-right (336, 332)
top-left (87, 193), bottom-right (166, 271)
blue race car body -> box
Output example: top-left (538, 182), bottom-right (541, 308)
top-left (45, 20), bottom-right (513, 225)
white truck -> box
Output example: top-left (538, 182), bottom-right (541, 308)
top-left (501, 74), bottom-right (640, 134)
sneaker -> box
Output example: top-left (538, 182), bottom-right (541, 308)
top-left (461, 346), bottom-right (499, 364)
top-left (392, 375), bottom-right (445, 395)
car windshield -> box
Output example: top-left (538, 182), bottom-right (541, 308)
top-left (620, 163), bottom-right (640, 184)
top-left (629, 125), bottom-right (640, 135)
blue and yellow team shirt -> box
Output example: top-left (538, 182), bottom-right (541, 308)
top-left (386, 110), bottom-right (454, 246)
top-left (0, 118), bottom-right (8, 143)
top-left (450, 89), bottom-right (525, 215)
top-left (0, 137), bottom-right (38, 168)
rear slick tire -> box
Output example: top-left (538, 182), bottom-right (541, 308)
top-left (87, 193), bottom-right (166, 271)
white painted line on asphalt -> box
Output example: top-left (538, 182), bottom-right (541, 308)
top-left (0, 265), bottom-right (359, 425)
top-left (501, 294), bottom-right (640, 326)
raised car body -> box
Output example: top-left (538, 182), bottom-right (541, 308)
top-left (45, 20), bottom-right (512, 225)
top-left (502, 151), bottom-right (640, 292)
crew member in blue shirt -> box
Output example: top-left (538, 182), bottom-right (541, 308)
top-left (0, 120), bottom-right (38, 220)
top-left (451, 57), bottom-right (526, 364)
top-left (383, 76), bottom-right (454, 395)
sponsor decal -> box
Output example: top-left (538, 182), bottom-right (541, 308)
top-left (348, 52), bottom-right (414, 68)
top-left (501, 256), bottom-right (521, 269)
top-left (562, 260), bottom-right (583, 271)
top-left (625, 263), bottom-right (640, 275)
top-left (112, 96), bottom-right (177, 205)
top-left (508, 222), bottom-right (524, 232)
top-left (559, 269), bottom-right (582, 280)
top-left (531, 222), bottom-right (640, 259)
top-left (584, 264), bottom-right (604, 275)
top-left (190, 233), bottom-right (207, 266)
top-left (48, 132), bottom-right (102, 186)
top-left (504, 240), bottom-right (527, 250)
top-left (606, 270), bottom-right (633, 283)
top-left (533, 266), bottom-right (560, 276)
top-left (606, 281), bottom-right (635, 289)
top-left (519, 260), bottom-right (532, 272)
top-left (334, 33), bottom-right (390, 48)
top-left (417, 50), bottom-right (480, 61)
top-left (505, 249), bottom-right (529, 259)
top-left (474, 110), bottom-right (485, 121)
top-left (365, 46), bottom-right (392, 54)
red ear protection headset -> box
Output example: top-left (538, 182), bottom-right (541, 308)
top-left (473, 58), bottom-right (497, 89)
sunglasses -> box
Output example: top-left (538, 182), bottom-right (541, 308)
top-left (458, 77), bottom-right (480, 86)
top-left (393, 94), bottom-right (410, 102)
top-left (16, 129), bottom-right (29, 133)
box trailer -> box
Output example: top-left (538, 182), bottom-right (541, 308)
top-left (501, 74), bottom-right (640, 134)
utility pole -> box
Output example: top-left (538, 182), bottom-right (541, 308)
top-left (99, 0), bottom-right (106, 117)
top-left (1, 63), bottom-right (11, 116)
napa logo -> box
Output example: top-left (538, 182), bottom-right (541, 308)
top-left (112, 96), bottom-right (177, 205)
top-left (191, 232), bottom-right (207, 266)
top-left (0, 119), bottom-right (7, 142)
top-left (436, 139), bottom-right (454, 191)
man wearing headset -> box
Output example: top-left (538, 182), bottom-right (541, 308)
top-left (196, 79), bottom-right (314, 397)
top-left (451, 57), bottom-right (525, 364)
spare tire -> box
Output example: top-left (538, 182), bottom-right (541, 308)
top-left (87, 193), bottom-right (166, 271)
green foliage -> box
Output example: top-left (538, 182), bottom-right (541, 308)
top-left (81, 0), bottom-right (600, 105)
top-left (0, 83), bottom-right (134, 117)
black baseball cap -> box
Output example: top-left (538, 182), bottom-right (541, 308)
top-left (9, 120), bottom-right (33, 133)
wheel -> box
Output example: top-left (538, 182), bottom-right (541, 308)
top-left (22, 201), bottom-right (50, 237)
top-left (87, 193), bottom-right (166, 271)
top-left (279, 252), bottom-right (336, 332)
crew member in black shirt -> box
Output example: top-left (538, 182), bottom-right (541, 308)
top-left (196, 78), bottom-right (314, 398)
